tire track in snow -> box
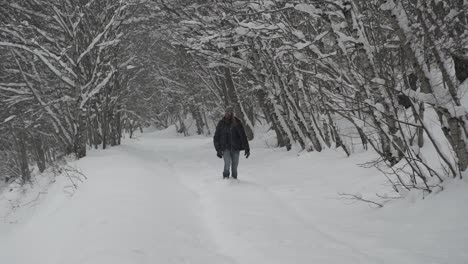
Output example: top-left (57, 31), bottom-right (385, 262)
top-left (178, 172), bottom-right (383, 264)
top-left (148, 137), bottom-right (386, 264)
top-left (118, 141), bottom-right (238, 264)
top-left (125, 136), bottom-right (389, 264)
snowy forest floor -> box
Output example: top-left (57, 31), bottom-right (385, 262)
top-left (1, 129), bottom-right (467, 264)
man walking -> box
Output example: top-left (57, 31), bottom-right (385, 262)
top-left (213, 106), bottom-right (250, 179)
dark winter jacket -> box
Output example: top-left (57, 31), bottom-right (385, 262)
top-left (214, 117), bottom-right (250, 152)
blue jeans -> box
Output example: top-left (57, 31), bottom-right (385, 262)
top-left (223, 150), bottom-right (240, 178)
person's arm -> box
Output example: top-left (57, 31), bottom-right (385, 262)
top-left (239, 122), bottom-right (250, 155)
top-left (213, 121), bottom-right (222, 152)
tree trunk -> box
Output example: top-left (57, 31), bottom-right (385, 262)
top-left (191, 106), bottom-right (205, 135)
top-left (439, 112), bottom-right (468, 172)
top-left (222, 66), bottom-right (254, 140)
top-left (14, 129), bottom-right (30, 183)
top-left (256, 88), bottom-right (290, 149)
top-left (33, 135), bottom-right (46, 173)
top-left (74, 110), bottom-right (87, 159)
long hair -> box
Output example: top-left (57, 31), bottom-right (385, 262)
top-left (224, 113), bottom-right (239, 127)
top-left (232, 116), bottom-right (239, 127)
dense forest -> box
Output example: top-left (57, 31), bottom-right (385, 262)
top-left (1, 0), bottom-right (467, 195)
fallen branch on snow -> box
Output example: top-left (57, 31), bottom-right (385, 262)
top-left (338, 193), bottom-right (384, 208)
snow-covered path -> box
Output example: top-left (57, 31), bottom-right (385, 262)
top-left (1, 131), bottom-right (467, 264)
top-left (107, 136), bottom-right (374, 264)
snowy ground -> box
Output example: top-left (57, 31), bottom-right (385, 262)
top-left (1, 129), bottom-right (467, 264)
